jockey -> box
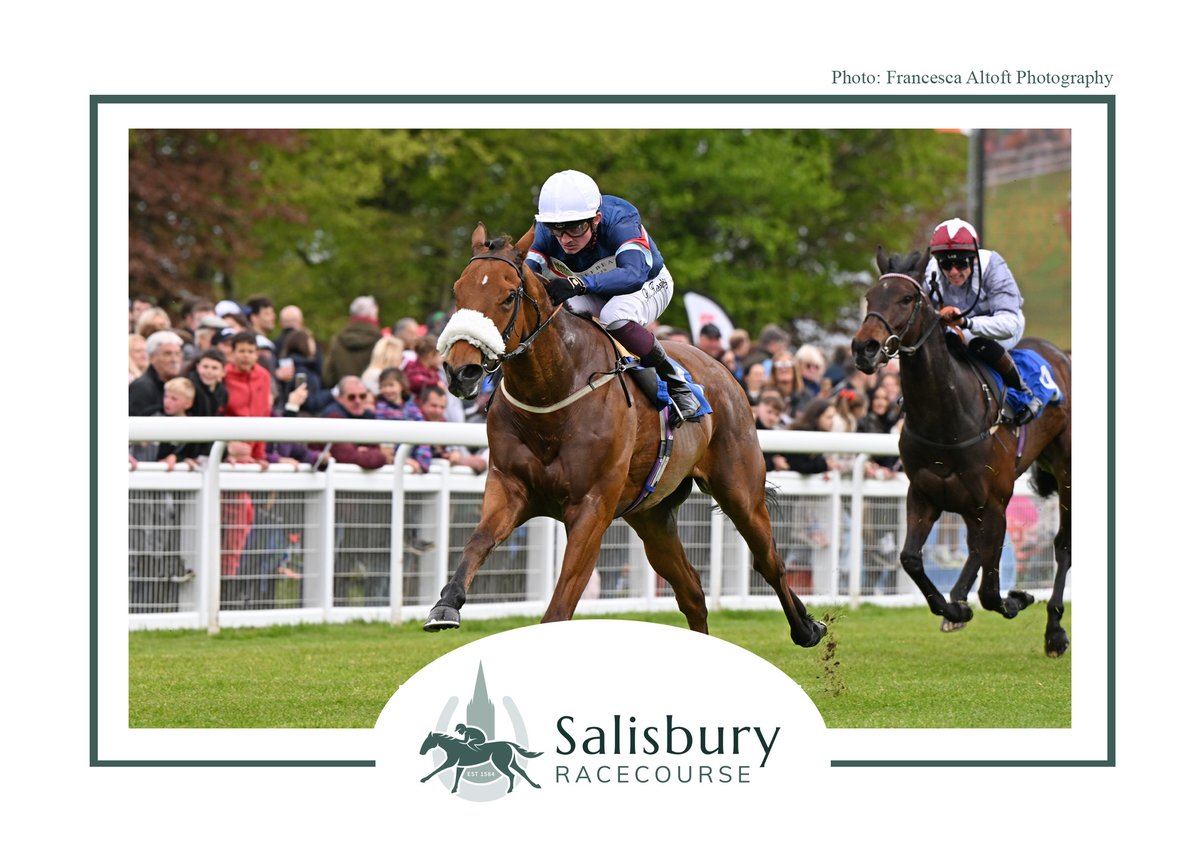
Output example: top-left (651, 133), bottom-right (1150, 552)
top-left (524, 169), bottom-right (701, 424)
top-left (455, 723), bottom-right (486, 750)
top-left (924, 217), bottom-right (1042, 425)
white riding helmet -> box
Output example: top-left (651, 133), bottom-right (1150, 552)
top-left (929, 218), bottom-right (979, 253)
top-left (535, 170), bottom-right (602, 223)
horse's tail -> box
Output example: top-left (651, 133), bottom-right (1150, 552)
top-left (510, 744), bottom-right (543, 758)
top-left (1029, 463), bottom-right (1059, 498)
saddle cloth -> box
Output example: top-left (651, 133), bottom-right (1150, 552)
top-left (980, 348), bottom-right (1065, 415)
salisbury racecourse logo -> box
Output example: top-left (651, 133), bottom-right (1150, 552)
top-left (418, 662), bottom-right (542, 801)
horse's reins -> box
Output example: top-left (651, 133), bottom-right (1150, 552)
top-left (468, 252), bottom-right (632, 414)
top-left (870, 271), bottom-right (998, 450)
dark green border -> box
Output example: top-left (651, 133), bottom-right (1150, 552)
top-left (94, 94), bottom-right (1114, 768)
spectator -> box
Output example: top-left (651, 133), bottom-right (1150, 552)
top-left (727, 328), bottom-right (752, 382)
top-left (745, 323), bottom-right (791, 374)
top-left (399, 383), bottom-right (435, 474)
top-left (192, 315), bottom-right (226, 354)
top-left (245, 295), bottom-right (276, 339)
top-left (858, 383), bottom-right (901, 478)
top-left (391, 317), bottom-right (424, 367)
top-left (179, 298), bottom-right (215, 337)
top-left (185, 348), bottom-right (229, 419)
top-left (362, 336), bottom-right (408, 395)
top-left (155, 378), bottom-right (208, 471)
top-left (795, 344), bottom-right (826, 402)
top-left (318, 376), bottom-right (390, 470)
top-left (129, 295), bottom-right (156, 333)
top-left (696, 323), bottom-right (726, 363)
top-left (277, 327), bottom-right (331, 415)
top-left (374, 367), bottom-right (411, 419)
top-left (223, 331), bottom-right (272, 462)
top-left (128, 333), bottom-right (149, 383)
top-left (405, 334), bottom-right (444, 399)
top-left (419, 385), bottom-right (488, 473)
top-left (741, 360), bottom-right (768, 406)
top-left (214, 299), bottom-right (242, 320)
top-left (275, 304), bottom-right (305, 350)
top-left (779, 397), bottom-right (844, 476)
top-left (764, 351), bottom-right (805, 424)
top-left (129, 330), bottom-right (184, 416)
top-left (753, 390), bottom-right (789, 473)
top-left (135, 306), bottom-right (173, 339)
top-left (323, 295), bottom-right (382, 388)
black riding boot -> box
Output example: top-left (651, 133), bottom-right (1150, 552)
top-left (991, 348), bottom-right (1042, 425)
top-left (642, 341), bottom-right (701, 425)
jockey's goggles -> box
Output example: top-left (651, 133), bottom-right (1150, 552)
top-left (548, 219), bottom-right (593, 238)
top-left (937, 254), bottom-right (972, 272)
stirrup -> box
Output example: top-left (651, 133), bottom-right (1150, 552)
top-left (1014, 396), bottom-right (1043, 426)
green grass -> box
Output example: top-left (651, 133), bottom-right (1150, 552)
top-left (128, 605), bottom-right (1070, 730)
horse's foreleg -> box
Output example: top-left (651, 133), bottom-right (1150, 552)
top-left (420, 757), bottom-right (457, 783)
top-left (901, 493), bottom-right (972, 626)
top-left (542, 498), bottom-right (616, 623)
top-left (425, 478), bottom-right (529, 632)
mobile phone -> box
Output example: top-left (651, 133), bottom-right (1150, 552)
top-left (296, 372), bottom-right (307, 386)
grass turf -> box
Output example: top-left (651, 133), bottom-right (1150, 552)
top-left (128, 604), bottom-right (1070, 730)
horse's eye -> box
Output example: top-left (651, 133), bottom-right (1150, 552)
top-left (502, 292), bottom-right (516, 306)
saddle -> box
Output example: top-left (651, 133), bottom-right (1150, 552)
top-left (945, 333), bottom-right (1062, 424)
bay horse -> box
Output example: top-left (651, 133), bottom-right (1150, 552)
top-left (851, 248), bottom-right (1072, 657)
top-left (419, 731), bottom-right (542, 794)
top-left (423, 223), bottom-right (827, 648)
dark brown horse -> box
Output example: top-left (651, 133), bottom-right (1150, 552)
top-left (423, 223), bottom-right (826, 648)
top-left (851, 248), bottom-right (1072, 657)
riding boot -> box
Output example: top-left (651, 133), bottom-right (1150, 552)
top-left (993, 349), bottom-right (1042, 426)
top-left (641, 341), bottom-right (702, 425)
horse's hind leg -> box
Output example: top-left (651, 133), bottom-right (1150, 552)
top-left (701, 472), bottom-right (825, 647)
top-left (1045, 461), bottom-right (1071, 657)
top-left (975, 501), bottom-right (1035, 620)
top-left (625, 496), bottom-right (709, 633)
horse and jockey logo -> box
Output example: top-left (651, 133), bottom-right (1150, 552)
top-left (418, 662), bottom-right (542, 799)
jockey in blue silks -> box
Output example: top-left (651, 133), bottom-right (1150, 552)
top-left (524, 169), bottom-right (701, 424)
top-left (923, 217), bottom-right (1043, 425)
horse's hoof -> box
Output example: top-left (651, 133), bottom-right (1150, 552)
top-left (1045, 632), bottom-right (1070, 658)
top-left (940, 619), bottom-right (967, 633)
top-left (424, 605), bottom-right (461, 632)
top-left (943, 601), bottom-right (974, 625)
top-left (1003, 589), bottom-right (1036, 618)
top-left (793, 619), bottom-right (827, 647)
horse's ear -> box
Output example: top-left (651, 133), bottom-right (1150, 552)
top-left (902, 250), bottom-right (923, 276)
top-left (515, 224), bottom-right (536, 260)
top-left (875, 245), bottom-right (890, 275)
top-left (471, 222), bottom-right (488, 253)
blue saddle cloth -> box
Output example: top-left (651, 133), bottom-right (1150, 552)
top-left (982, 348), bottom-right (1065, 413)
top-left (625, 358), bottom-right (714, 418)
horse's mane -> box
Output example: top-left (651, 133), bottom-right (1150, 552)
top-left (484, 235), bottom-right (514, 253)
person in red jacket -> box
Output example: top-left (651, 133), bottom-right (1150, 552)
top-left (223, 331), bottom-right (272, 461)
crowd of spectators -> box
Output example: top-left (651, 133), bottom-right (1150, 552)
top-left (128, 293), bottom-right (905, 480)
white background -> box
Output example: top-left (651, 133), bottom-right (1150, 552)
top-left (4, 2), bottom-right (1187, 853)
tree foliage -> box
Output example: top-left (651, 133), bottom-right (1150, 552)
top-left (128, 129), bottom-right (304, 313)
top-left (131, 127), bottom-right (967, 342)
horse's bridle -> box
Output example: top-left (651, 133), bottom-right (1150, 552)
top-left (467, 252), bottom-right (562, 372)
top-left (864, 273), bottom-right (940, 359)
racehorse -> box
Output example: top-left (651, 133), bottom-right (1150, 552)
top-left (851, 248), bottom-right (1072, 657)
top-left (419, 731), bottom-right (542, 794)
top-left (423, 223), bottom-right (827, 648)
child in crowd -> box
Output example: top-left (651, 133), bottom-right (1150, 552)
top-left (156, 378), bottom-right (208, 471)
top-left (375, 367), bottom-right (425, 473)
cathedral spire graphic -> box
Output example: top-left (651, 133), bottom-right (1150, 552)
top-left (465, 662), bottom-right (495, 740)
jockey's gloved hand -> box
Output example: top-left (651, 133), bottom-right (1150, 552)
top-left (545, 275), bottom-right (587, 306)
top-left (938, 306), bottom-right (965, 327)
